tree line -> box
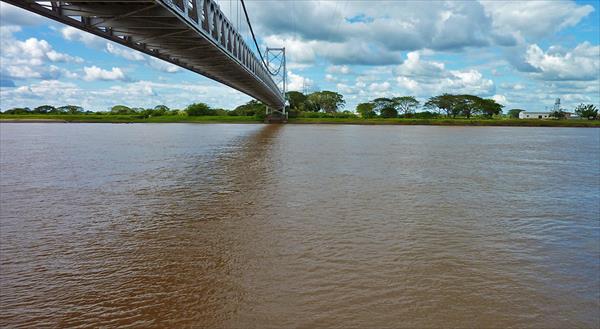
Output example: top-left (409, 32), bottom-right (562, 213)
top-left (351, 94), bottom-right (503, 119)
top-left (2, 91), bottom-right (598, 120)
top-left (2, 103), bottom-right (252, 118)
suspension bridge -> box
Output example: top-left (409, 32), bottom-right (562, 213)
top-left (3, 0), bottom-right (288, 120)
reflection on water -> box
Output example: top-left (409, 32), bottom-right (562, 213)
top-left (1, 123), bottom-right (599, 328)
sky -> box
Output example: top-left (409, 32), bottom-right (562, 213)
top-left (0, 0), bottom-right (599, 112)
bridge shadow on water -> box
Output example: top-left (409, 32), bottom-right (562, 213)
top-left (101, 124), bottom-right (285, 328)
top-left (0, 124), bottom-right (287, 328)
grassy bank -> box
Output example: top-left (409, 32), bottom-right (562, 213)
top-left (2, 114), bottom-right (599, 127)
top-left (0, 114), bottom-right (260, 123)
top-left (289, 117), bottom-right (600, 127)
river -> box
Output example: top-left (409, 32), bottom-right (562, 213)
top-left (1, 123), bottom-right (599, 328)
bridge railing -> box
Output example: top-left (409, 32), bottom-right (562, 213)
top-left (161, 0), bottom-right (282, 104)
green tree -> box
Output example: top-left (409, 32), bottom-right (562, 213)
top-left (110, 105), bottom-right (133, 115)
top-left (306, 91), bottom-right (345, 113)
top-left (392, 96), bottom-right (419, 117)
top-left (186, 102), bottom-right (215, 116)
top-left (371, 98), bottom-right (394, 115)
top-left (380, 106), bottom-right (398, 118)
top-left (574, 103), bottom-right (598, 120)
top-left (232, 100), bottom-right (264, 116)
top-left (286, 91), bottom-right (307, 111)
top-left (414, 111), bottom-right (439, 119)
top-left (508, 109), bottom-right (524, 119)
top-left (477, 98), bottom-right (504, 117)
top-left (453, 95), bottom-right (481, 119)
top-left (356, 102), bottom-right (376, 118)
top-left (33, 105), bottom-right (56, 114)
top-left (4, 107), bottom-right (31, 114)
top-left (154, 105), bottom-right (169, 112)
top-left (424, 94), bottom-right (459, 117)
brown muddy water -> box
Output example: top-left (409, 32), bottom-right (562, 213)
top-left (1, 123), bottom-right (599, 328)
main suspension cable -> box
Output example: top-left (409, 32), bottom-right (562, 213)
top-left (239, 0), bottom-right (282, 76)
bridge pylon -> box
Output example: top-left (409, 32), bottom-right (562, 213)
top-left (264, 47), bottom-right (288, 123)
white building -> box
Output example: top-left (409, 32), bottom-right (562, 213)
top-left (519, 111), bottom-right (551, 119)
top-left (519, 111), bottom-right (574, 119)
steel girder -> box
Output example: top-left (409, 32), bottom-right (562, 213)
top-left (2, 0), bottom-right (285, 109)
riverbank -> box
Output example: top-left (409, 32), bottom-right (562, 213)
top-left (2, 114), bottom-right (599, 127)
top-left (289, 117), bottom-right (600, 127)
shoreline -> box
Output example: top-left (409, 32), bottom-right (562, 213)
top-left (1, 116), bottom-right (599, 127)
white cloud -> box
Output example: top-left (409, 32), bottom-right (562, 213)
top-left (368, 81), bottom-right (391, 93)
top-left (83, 66), bottom-right (128, 81)
top-left (2, 37), bottom-right (81, 65)
top-left (287, 70), bottom-right (313, 92)
top-left (336, 83), bottom-right (357, 95)
top-left (481, 1), bottom-right (594, 41)
top-left (247, 0), bottom-right (593, 67)
top-left (492, 94), bottom-right (507, 105)
top-left (0, 28), bottom-right (82, 81)
top-left (47, 50), bottom-right (83, 63)
top-left (500, 83), bottom-right (526, 91)
top-left (1, 79), bottom-right (253, 111)
top-left (396, 69), bottom-right (495, 96)
top-left (524, 42), bottom-right (600, 81)
top-left (327, 65), bottom-right (351, 74)
top-left (394, 51), bottom-right (445, 77)
top-left (393, 52), bottom-right (495, 96)
top-left (105, 43), bottom-right (181, 73)
top-left (147, 57), bottom-right (181, 73)
top-left (263, 35), bottom-right (317, 66)
top-left (61, 26), bottom-right (105, 48)
top-left (325, 74), bottom-right (336, 82)
top-left (1, 80), bottom-right (81, 104)
top-left (105, 43), bottom-right (145, 61)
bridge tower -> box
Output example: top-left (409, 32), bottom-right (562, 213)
top-left (264, 47), bottom-right (288, 123)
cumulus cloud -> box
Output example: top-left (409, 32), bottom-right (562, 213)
top-left (0, 79), bottom-right (252, 111)
top-left (105, 43), bottom-right (145, 61)
top-left (61, 26), bottom-right (106, 48)
top-left (327, 65), bottom-right (351, 74)
top-left (83, 66), bottom-right (128, 81)
top-left (287, 71), bottom-right (313, 92)
top-left (246, 0), bottom-right (593, 67)
top-left (0, 28), bottom-right (82, 81)
top-left (324, 51), bottom-right (496, 108)
top-left (147, 57), bottom-right (181, 73)
top-left (368, 81), bottom-right (391, 93)
top-left (2, 37), bottom-right (82, 65)
top-left (393, 51), bottom-right (495, 96)
top-left (394, 51), bottom-right (445, 77)
top-left (523, 42), bottom-right (600, 81)
top-left (264, 34), bottom-right (402, 66)
top-left (105, 42), bottom-right (181, 73)
top-left (491, 94), bottom-right (507, 105)
top-left (1, 80), bottom-right (80, 104)
top-left (481, 1), bottom-right (595, 41)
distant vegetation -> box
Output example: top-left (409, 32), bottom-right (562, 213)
top-left (2, 91), bottom-right (598, 123)
top-left (575, 104), bottom-right (599, 120)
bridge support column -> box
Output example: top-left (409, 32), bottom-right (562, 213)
top-left (265, 106), bottom-right (287, 124)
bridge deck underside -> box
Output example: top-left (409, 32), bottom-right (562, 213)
top-left (4, 0), bottom-right (284, 108)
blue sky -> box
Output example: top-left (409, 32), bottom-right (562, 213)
top-left (0, 0), bottom-right (599, 112)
